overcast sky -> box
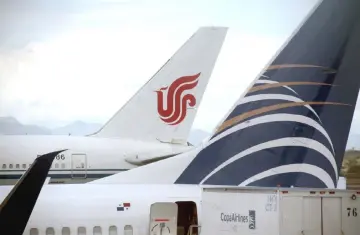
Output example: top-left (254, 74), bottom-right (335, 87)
top-left (3, 0), bottom-right (360, 146)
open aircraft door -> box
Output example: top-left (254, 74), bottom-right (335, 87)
top-left (71, 153), bottom-right (87, 179)
top-left (149, 202), bottom-right (178, 235)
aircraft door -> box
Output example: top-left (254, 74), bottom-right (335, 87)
top-left (71, 153), bottom-right (87, 178)
top-left (149, 202), bottom-right (178, 235)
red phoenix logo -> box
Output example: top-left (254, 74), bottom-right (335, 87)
top-left (155, 72), bottom-right (201, 125)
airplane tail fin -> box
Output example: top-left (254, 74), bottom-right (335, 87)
top-left (175, 0), bottom-right (360, 188)
top-left (0, 150), bottom-right (66, 235)
top-left (91, 27), bottom-right (228, 145)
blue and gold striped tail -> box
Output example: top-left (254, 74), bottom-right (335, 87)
top-left (175, 0), bottom-right (360, 188)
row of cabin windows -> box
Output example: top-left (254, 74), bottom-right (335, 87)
top-left (1, 163), bottom-right (66, 169)
top-left (29, 225), bottom-right (133, 235)
top-left (2, 163), bottom-right (31, 169)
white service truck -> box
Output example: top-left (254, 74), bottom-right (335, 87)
top-left (200, 186), bottom-right (360, 235)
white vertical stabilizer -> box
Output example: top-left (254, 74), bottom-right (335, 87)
top-left (91, 27), bottom-right (228, 145)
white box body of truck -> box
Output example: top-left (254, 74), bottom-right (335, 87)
top-left (201, 186), bottom-right (360, 235)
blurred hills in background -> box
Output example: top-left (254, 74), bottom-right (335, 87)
top-left (0, 116), bottom-right (209, 145)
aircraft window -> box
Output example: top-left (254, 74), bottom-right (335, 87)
top-left (46, 227), bottom-right (55, 235)
top-left (22, 164), bottom-right (26, 169)
top-left (30, 228), bottom-right (39, 235)
top-left (61, 163), bottom-right (66, 169)
top-left (9, 164), bottom-right (13, 169)
top-left (109, 226), bottom-right (117, 235)
top-left (124, 225), bottom-right (133, 235)
top-left (55, 163), bottom-right (59, 169)
top-left (78, 226), bottom-right (86, 235)
top-left (93, 226), bottom-right (102, 235)
top-left (16, 164), bottom-right (20, 169)
top-left (62, 227), bottom-right (71, 235)
top-left (2, 164), bottom-right (6, 169)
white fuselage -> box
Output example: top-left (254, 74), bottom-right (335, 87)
top-left (0, 184), bottom-right (202, 235)
top-left (0, 135), bottom-right (192, 185)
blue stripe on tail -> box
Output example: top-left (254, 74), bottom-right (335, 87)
top-left (175, 0), bottom-right (360, 188)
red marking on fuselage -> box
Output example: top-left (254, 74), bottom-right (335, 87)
top-left (156, 73), bottom-right (201, 125)
top-left (155, 219), bottom-right (170, 222)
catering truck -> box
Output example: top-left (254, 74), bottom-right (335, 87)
top-left (200, 186), bottom-right (360, 235)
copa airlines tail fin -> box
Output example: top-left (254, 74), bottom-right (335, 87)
top-left (91, 27), bottom-right (228, 145)
top-left (90, 0), bottom-right (360, 188)
top-left (176, 0), bottom-right (360, 188)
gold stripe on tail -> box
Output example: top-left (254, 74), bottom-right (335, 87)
top-left (216, 101), bottom-right (350, 134)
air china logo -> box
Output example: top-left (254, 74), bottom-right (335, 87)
top-left (155, 73), bottom-right (201, 125)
